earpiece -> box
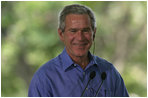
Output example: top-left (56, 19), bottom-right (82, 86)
top-left (93, 34), bottom-right (95, 39)
top-left (93, 34), bottom-right (95, 55)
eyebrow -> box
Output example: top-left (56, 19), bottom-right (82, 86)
top-left (82, 27), bottom-right (91, 30)
top-left (68, 27), bottom-right (91, 31)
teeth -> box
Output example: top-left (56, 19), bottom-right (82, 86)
top-left (74, 43), bottom-right (87, 45)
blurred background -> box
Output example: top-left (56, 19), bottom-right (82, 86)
top-left (1, 1), bottom-right (147, 97)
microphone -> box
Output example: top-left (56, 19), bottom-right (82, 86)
top-left (90, 71), bottom-right (96, 79)
top-left (95, 72), bottom-right (106, 97)
top-left (81, 71), bottom-right (96, 97)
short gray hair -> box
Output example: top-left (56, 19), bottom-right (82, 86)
top-left (58, 4), bottom-right (96, 32)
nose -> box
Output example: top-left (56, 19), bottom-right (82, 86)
top-left (76, 31), bottom-right (84, 41)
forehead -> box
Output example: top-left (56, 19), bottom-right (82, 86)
top-left (65, 14), bottom-right (91, 28)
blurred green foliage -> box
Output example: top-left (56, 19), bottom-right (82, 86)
top-left (1, 1), bottom-right (147, 97)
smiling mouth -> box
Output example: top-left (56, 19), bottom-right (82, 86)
top-left (73, 43), bottom-right (88, 46)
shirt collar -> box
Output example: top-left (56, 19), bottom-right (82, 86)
top-left (60, 48), bottom-right (98, 71)
top-left (84, 52), bottom-right (98, 70)
top-left (60, 48), bottom-right (74, 71)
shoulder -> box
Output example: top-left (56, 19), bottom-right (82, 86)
top-left (94, 56), bottom-right (121, 77)
top-left (94, 56), bottom-right (114, 71)
top-left (95, 55), bottom-right (123, 78)
top-left (29, 55), bottom-right (62, 91)
top-left (34, 55), bottom-right (62, 79)
top-left (29, 57), bottom-right (61, 97)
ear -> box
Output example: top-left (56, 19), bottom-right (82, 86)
top-left (93, 28), bottom-right (96, 41)
top-left (58, 29), bottom-right (64, 42)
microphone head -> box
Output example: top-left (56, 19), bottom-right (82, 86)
top-left (101, 72), bottom-right (106, 80)
top-left (90, 71), bottom-right (96, 79)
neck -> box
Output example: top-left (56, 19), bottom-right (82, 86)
top-left (67, 52), bottom-right (90, 70)
top-left (74, 56), bottom-right (90, 69)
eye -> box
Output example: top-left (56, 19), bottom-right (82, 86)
top-left (82, 28), bottom-right (90, 33)
top-left (71, 30), bottom-right (77, 32)
top-left (69, 29), bottom-right (77, 33)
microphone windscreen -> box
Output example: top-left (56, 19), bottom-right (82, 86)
top-left (90, 71), bottom-right (96, 79)
top-left (101, 72), bottom-right (106, 80)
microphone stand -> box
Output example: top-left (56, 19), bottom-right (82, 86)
top-left (81, 79), bottom-right (91, 97)
top-left (95, 80), bottom-right (104, 97)
top-left (81, 71), bottom-right (96, 97)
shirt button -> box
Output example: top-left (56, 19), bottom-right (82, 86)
top-left (86, 88), bottom-right (88, 90)
top-left (83, 72), bottom-right (85, 75)
top-left (74, 64), bottom-right (77, 67)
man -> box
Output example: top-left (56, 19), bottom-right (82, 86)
top-left (28, 4), bottom-right (129, 97)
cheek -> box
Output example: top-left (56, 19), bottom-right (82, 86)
top-left (64, 35), bottom-right (74, 44)
top-left (85, 34), bottom-right (93, 41)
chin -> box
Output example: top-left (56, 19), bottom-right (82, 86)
top-left (70, 46), bottom-right (90, 57)
top-left (74, 50), bottom-right (88, 57)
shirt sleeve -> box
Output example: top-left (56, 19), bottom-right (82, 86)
top-left (114, 71), bottom-right (129, 97)
top-left (28, 72), bottom-right (52, 97)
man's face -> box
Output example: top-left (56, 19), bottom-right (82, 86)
top-left (58, 14), bottom-right (95, 58)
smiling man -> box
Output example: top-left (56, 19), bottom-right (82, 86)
top-left (28, 4), bottom-right (129, 97)
top-left (58, 14), bottom-right (95, 69)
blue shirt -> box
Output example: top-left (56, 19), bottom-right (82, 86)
top-left (28, 48), bottom-right (129, 97)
